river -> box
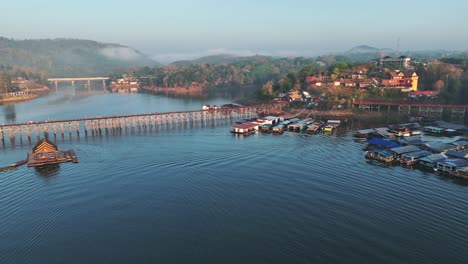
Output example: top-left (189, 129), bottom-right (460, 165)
top-left (1, 91), bottom-right (468, 264)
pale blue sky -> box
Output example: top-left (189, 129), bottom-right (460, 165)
top-left (1, 0), bottom-right (467, 62)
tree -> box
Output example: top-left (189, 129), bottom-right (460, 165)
top-left (0, 72), bottom-right (12, 94)
top-left (433, 80), bottom-right (445, 92)
top-left (329, 62), bottom-right (351, 80)
top-left (298, 65), bottom-right (317, 85)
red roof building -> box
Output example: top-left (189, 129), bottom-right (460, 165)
top-left (381, 71), bottom-right (419, 91)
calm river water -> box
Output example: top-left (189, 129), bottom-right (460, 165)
top-left (1, 91), bottom-right (468, 264)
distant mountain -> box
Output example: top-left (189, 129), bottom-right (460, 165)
top-left (0, 37), bottom-right (158, 77)
top-left (336, 45), bottom-right (396, 62)
top-left (346, 45), bottom-right (380, 54)
top-left (171, 54), bottom-right (237, 66)
top-left (170, 54), bottom-right (280, 66)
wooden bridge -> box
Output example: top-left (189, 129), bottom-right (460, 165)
top-left (0, 104), bottom-right (284, 143)
top-left (47, 77), bottom-right (110, 92)
top-left (355, 100), bottom-right (468, 120)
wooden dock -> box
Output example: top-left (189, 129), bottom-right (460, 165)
top-left (0, 159), bottom-right (27, 172)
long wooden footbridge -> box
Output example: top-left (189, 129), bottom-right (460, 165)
top-left (355, 100), bottom-right (468, 120)
top-left (0, 104), bottom-right (284, 143)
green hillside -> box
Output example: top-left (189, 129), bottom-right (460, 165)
top-left (0, 37), bottom-right (157, 77)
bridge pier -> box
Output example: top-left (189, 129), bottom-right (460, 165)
top-left (55, 81), bottom-right (58, 92)
top-left (87, 80), bottom-right (91, 92)
top-left (102, 80), bottom-right (106, 91)
top-left (398, 106), bottom-right (411, 116)
top-left (71, 80), bottom-right (75, 95)
top-left (419, 106), bottom-right (429, 116)
top-left (429, 107), bottom-right (443, 119)
top-left (451, 107), bottom-right (465, 122)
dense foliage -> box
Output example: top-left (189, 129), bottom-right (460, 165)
top-left (0, 37), bottom-right (155, 77)
top-left (117, 56), bottom-right (322, 89)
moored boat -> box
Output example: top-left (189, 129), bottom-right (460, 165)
top-left (365, 149), bottom-right (396, 163)
top-left (272, 122), bottom-right (286, 134)
top-left (354, 129), bottom-right (376, 139)
top-left (306, 121), bottom-right (324, 134)
top-left (230, 122), bottom-right (259, 136)
top-left (424, 126), bottom-right (444, 136)
top-left (400, 150), bottom-right (432, 166)
top-left (322, 120), bottom-right (341, 133)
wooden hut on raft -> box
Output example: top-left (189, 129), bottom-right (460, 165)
top-left (27, 138), bottom-right (78, 167)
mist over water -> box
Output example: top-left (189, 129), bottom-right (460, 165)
top-left (1, 93), bottom-right (468, 264)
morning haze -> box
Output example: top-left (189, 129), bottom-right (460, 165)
top-left (2, 1), bottom-right (468, 264)
top-left (2, 0), bottom-right (467, 63)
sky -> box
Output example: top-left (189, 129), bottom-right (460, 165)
top-left (1, 0), bottom-right (468, 63)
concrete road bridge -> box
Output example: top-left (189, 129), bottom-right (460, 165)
top-left (47, 77), bottom-right (110, 92)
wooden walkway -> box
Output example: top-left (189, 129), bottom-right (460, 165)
top-left (355, 100), bottom-right (467, 119)
top-left (355, 100), bottom-right (468, 108)
top-left (0, 104), bottom-right (284, 143)
top-left (0, 159), bottom-right (27, 172)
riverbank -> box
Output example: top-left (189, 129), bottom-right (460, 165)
top-left (0, 94), bottom-right (39, 104)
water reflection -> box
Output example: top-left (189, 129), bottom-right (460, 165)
top-left (3, 104), bottom-right (16, 123)
top-left (34, 164), bottom-right (60, 178)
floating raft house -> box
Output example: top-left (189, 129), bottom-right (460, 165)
top-left (27, 138), bottom-right (78, 167)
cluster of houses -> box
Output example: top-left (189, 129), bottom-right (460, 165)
top-left (305, 69), bottom-right (419, 93)
top-left (110, 75), bottom-right (141, 93)
top-left (359, 122), bottom-right (468, 179)
top-left (230, 115), bottom-right (341, 136)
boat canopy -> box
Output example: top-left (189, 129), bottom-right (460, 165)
top-left (423, 142), bottom-right (454, 153)
top-left (367, 138), bottom-right (400, 148)
top-left (437, 159), bottom-right (468, 168)
top-left (424, 126), bottom-right (444, 132)
top-left (452, 140), bottom-right (468, 147)
top-left (400, 136), bottom-right (425, 146)
top-left (357, 129), bottom-right (376, 134)
top-left (390, 145), bottom-right (420, 155)
top-left (419, 153), bottom-right (448, 163)
top-left (401, 150), bottom-right (431, 159)
top-left (370, 149), bottom-right (394, 157)
top-left (446, 150), bottom-right (468, 159)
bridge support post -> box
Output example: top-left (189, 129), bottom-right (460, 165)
top-left (55, 81), bottom-right (58, 92)
top-left (429, 107), bottom-right (443, 119)
top-left (9, 127), bottom-right (14, 143)
top-left (60, 123), bottom-right (65, 138)
top-left (451, 107), bottom-right (465, 122)
top-left (71, 80), bottom-right (75, 95)
top-left (102, 80), bottom-right (106, 91)
top-left (26, 126), bottom-right (31, 141)
top-left (87, 80), bottom-right (91, 92)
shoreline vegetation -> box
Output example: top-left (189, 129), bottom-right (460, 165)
top-left (0, 94), bottom-right (39, 103)
top-left (0, 86), bottom-right (49, 104)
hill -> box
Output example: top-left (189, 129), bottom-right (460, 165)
top-left (347, 45), bottom-right (380, 54)
top-left (170, 54), bottom-right (278, 66)
top-left (0, 37), bottom-right (158, 77)
top-left (340, 45), bottom-right (395, 62)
